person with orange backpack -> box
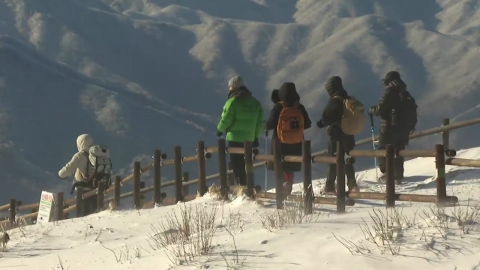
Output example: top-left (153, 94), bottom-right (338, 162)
top-left (317, 76), bottom-right (363, 195)
top-left (265, 82), bottom-right (311, 195)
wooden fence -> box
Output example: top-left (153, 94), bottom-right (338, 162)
top-left (2, 117), bottom-right (480, 229)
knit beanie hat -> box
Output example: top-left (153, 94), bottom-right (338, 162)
top-left (383, 71), bottom-right (401, 85)
top-left (228, 76), bottom-right (245, 90)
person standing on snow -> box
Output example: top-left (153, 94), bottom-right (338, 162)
top-left (217, 76), bottom-right (264, 186)
top-left (58, 134), bottom-right (98, 214)
top-left (265, 88), bottom-right (279, 171)
top-left (265, 82), bottom-right (311, 195)
top-left (368, 71), bottom-right (418, 183)
top-left (316, 76), bottom-right (359, 195)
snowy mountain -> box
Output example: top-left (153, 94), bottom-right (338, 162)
top-left (1, 146), bottom-right (480, 269)
top-left (0, 0), bottom-right (479, 200)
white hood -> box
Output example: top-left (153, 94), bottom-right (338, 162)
top-left (59, 134), bottom-right (94, 181)
top-left (76, 134), bottom-right (93, 152)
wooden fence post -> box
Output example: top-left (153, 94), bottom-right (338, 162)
top-left (303, 140), bottom-right (313, 215)
top-left (273, 138), bottom-right (284, 209)
top-left (154, 149), bottom-right (162, 205)
top-left (133, 161), bottom-right (141, 209)
top-left (218, 139), bottom-right (229, 200)
top-left (9, 199), bottom-right (15, 225)
top-left (76, 188), bottom-right (84, 217)
top-left (385, 144), bottom-right (395, 207)
top-left (435, 144), bottom-right (447, 206)
top-left (442, 118), bottom-right (450, 150)
top-left (56, 192), bottom-right (64, 221)
top-left (97, 181), bottom-right (105, 211)
top-left (63, 204), bottom-right (69, 220)
top-left (336, 142), bottom-right (346, 213)
top-left (183, 172), bottom-right (190, 196)
top-left (244, 141), bottom-right (254, 197)
top-left (174, 146), bottom-right (184, 203)
top-left (197, 141), bottom-right (207, 197)
top-left (114, 176), bottom-right (121, 207)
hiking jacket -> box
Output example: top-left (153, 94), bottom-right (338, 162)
top-left (318, 90), bottom-right (347, 128)
top-left (265, 84), bottom-right (311, 138)
top-left (317, 88), bottom-right (355, 150)
top-left (217, 87), bottom-right (264, 142)
top-left (58, 134), bottom-right (93, 183)
top-left (369, 79), bottom-right (409, 134)
top-left (265, 83), bottom-right (311, 172)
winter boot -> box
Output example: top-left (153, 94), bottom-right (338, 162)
top-left (395, 174), bottom-right (404, 184)
top-left (283, 172), bottom-right (294, 195)
top-left (348, 185), bottom-right (360, 193)
top-left (379, 174), bottom-right (403, 184)
top-left (283, 182), bottom-right (293, 196)
top-left (378, 174), bottom-right (388, 182)
top-left (322, 186), bottom-right (337, 196)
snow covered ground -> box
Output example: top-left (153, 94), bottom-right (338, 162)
top-left (1, 147), bottom-right (480, 270)
top-left (2, 0), bottom-right (480, 199)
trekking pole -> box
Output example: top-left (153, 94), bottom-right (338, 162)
top-left (370, 114), bottom-right (379, 181)
top-left (264, 128), bottom-right (268, 191)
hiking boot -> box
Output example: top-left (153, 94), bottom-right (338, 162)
top-left (378, 174), bottom-right (388, 182)
top-left (395, 175), bottom-right (404, 184)
top-left (322, 187), bottom-right (337, 196)
top-left (378, 174), bottom-right (404, 184)
top-left (283, 172), bottom-right (294, 195)
top-left (283, 182), bottom-right (293, 196)
top-left (348, 185), bottom-right (360, 193)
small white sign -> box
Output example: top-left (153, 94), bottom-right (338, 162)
top-left (37, 191), bottom-right (55, 224)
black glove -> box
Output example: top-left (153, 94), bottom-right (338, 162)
top-left (217, 131), bottom-right (223, 137)
top-left (252, 137), bottom-right (259, 148)
top-left (316, 120), bottom-right (325, 128)
top-left (368, 106), bottom-right (376, 116)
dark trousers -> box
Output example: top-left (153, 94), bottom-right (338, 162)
top-left (325, 136), bottom-right (356, 190)
top-left (83, 193), bottom-right (98, 216)
top-left (377, 130), bottom-right (408, 177)
top-left (228, 141), bottom-right (246, 185)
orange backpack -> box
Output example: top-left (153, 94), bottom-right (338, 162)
top-left (276, 101), bottom-right (304, 144)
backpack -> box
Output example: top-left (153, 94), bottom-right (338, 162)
top-left (395, 90), bottom-right (418, 132)
top-left (276, 101), bottom-right (304, 144)
top-left (333, 96), bottom-right (366, 135)
top-left (84, 145), bottom-right (113, 188)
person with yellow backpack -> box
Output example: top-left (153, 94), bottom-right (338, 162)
top-left (265, 82), bottom-right (312, 195)
top-left (317, 76), bottom-right (364, 195)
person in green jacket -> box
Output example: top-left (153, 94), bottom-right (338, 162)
top-left (217, 76), bottom-right (264, 185)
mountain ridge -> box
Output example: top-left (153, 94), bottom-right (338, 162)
top-left (0, 0), bottom-right (479, 200)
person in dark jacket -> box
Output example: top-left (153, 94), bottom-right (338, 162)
top-left (368, 71), bottom-right (413, 182)
top-left (264, 89), bottom-right (280, 170)
top-left (317, 76), bottom-right (359, 194)
top-left (265, 82), bottom-right (311, 195)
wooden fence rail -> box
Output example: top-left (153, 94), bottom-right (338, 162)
top-left (2, 116), bottom-right (480, 228)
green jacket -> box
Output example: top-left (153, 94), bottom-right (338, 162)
top-left (217, 88), bottom-right (264, 142)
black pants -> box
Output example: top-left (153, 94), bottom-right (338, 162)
top-left (325, 136), bottom-right (356, 190)
top-left (377, 130), bottom-right (408, 177)
top-left (83, 193), bottom-right (98, 216)
top-left (228, 141), bottom-right (246, 185)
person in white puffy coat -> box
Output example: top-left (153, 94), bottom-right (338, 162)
top-left (58, 134), bottom-right (98, 215)
top-left (58, 134), bottom-right (93, 183)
